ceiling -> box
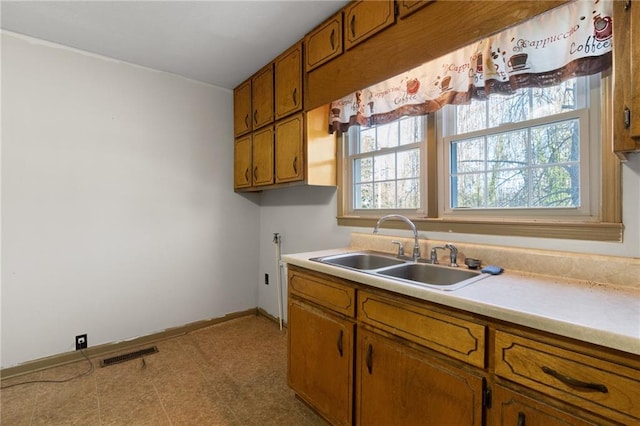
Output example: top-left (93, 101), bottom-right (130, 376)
top-left (0, 0), bottom-right (349, 89)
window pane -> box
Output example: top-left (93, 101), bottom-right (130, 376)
top-left (398, 179), bottom-right (420, 208)
top-left (374, 153), bottom-right (396, 181)
top-left (531, 120), bottom-right (579, 165)
top-left (486, 130), bottom-right (528, 171)
top-left (354, 183), bottom-right (373, 209)
top-left (452, 138), bottom-right (484, 174)
top-left (531, 165), bottom-right (579, 207)
top-left (399, 116), bottom-right (424, 145)
top-left (456, 100), bottom-right (486, 133)
top-left (532, 79), bottom-right (578, 117)
top-left (452, 173), bottom-right (484, 208)
top-left (374, 182), bottom-right (396, 208)
top-left (376, 122), bottom-right (399, 149)
top-left (397, 149), bottom-right (420, 179)
top-left (354, 158), bottom-right (373, 183)
top-left (488, 91), bottom-right (531, 127)
top-left (359, 128), bottom-right (376, 153)
top-left (489, 169), bottom-right (527, 207)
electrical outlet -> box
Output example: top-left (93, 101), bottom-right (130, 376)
top-left (75, 334), bottom-right (87, 350)
top-left (264, 273), bottom-right (269, 285)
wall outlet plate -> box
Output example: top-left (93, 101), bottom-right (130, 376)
top-left (75, 334), bottom-right (87, 350)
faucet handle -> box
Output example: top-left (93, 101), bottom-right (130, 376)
top-left (391, 240), bottom-right (405, 258)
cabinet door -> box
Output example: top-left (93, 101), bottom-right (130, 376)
top-left (233, 135), bottom-right (252, 190)
top-left (305, 13), bottom-right (343, 72)
top-left (613, 0), bottom-right (640, 156)
top-left (275, 44), bottom-right (303, 120)
top-left (252, 126), bottom-right (274, 186)
top-left (398, 1), bottom-right (433, 19)
top-left (251, 64), bottom-right (274, 130)
top-left (344, 0), bottom-right (395, 50)
top-left (356, 328), bottom-right (484, 426)
top-left (288, 299), bottom-right (354, 426)
top-left (233, 80), bottom-right (251, 137)
top-left (492, 385), bottom-right (615, 426)
top-left (275, 113), bottom-right (304, 183)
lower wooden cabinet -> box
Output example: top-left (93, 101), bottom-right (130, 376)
top-left (288, 298), bottom-right (354, 426)
top-left (492, 385), bottom-right (617, 426)
top-left (356, 328), bottom-right (484, 426)
top-left (287, 266), bottom-right (639, 426)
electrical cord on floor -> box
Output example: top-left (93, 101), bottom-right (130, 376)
top-left (0, 349), bottom-right (94, 389)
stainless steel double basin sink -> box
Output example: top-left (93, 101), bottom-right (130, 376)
top-left (311, 251), bottom-right (488, 291)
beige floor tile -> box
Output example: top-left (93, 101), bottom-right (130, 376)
top-left (1, 315), bottom-right (325, 425)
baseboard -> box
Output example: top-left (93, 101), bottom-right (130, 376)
top-left (0, 308), bottom-right (258, 380)
top-left (257, 307), bottom-right (288, 329)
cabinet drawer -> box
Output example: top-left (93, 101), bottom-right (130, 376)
top-left (495, 330), bottom-right (640, 423)
top-left (358, 291), bottom-right (486, 368)
top-left (288, 267), bottom-right (355, 318)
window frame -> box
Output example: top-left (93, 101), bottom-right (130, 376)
top-left (337, 72), bottom-right (623, 242)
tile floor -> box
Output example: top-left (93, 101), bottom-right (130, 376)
top-left (1, 315), bottom-right (327, 425)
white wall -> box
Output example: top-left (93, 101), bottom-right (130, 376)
top-left (1, 32), bottom-right (261, 368)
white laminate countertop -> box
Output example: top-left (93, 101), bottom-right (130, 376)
top-left (282, 248), bottom-right (640, 356)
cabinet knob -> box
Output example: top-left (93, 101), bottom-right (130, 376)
top-left (244, 168), bottom-right (250, 183)
top-left (244, 114), bottom-right (250, 129)
top-left (253, 110), bottom-right (258, 125)
top-left (350, 15), bottom-right (356, 38)
top-left (329, 29), bottom-right (336, 50)
top-left (292, 156), bottom-right (298, 175)
top-left (292, 88), bottom-right (298, 106)
top-left (253, 166), bottom-right (258, 181)
top-left (337, 330), bottom-right (344, 357)
top-left (517, 412), bottom-right (526, 426)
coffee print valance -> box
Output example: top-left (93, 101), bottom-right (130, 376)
top-left (329, 0), bottom-right (613, 133)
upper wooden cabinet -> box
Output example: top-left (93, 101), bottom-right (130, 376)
top-left (233, 134), bottom-right (252, 189)
top-left (251, 126), bottom-right (274, 187)
top-left (344, 0), bottom-right (395, 50)
top-left (251, 64), bottom-right (274, 130)
top-left (613, 0), bottom-right (640, 158)
top-left (275, 43), bottom-right (303, 120)
top-left (305, 12), bottom-right (343, 72)
top-left (397, 0), bottom-right (433, 19)
top-left (275, 113), bottom-right (304, 184)
top-left (233, 80), bottom-right (251, 137)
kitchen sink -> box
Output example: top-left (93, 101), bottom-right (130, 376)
top-left (312, 251), bottom-right (406, 270)
top-left (311, 251), bottom-right (488, 291)
top-left (377, 263), bottom-right (487, 291)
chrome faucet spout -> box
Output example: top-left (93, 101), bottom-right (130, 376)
top-left (373, 214), bottom-right (421, 260)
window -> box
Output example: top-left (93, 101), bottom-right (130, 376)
top-left (438, 75), bottom-right (601, 221)
top-left (345, 116), bottom-right (425, 213)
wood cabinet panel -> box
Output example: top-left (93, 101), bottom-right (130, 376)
top-left (613, 0), bottom-right (640, 156)
top-left (275, 43), bottom-right (303, 120)
top-left (233, 80), bottom-right (251, 137)
top-left (397, 0), bottom-right (433, 19)
top-left (275, 113), bottom-right (304, 183)
top-left (251, 126), bottom-right (274, 186)
top-left (344, 0), bottom-right (395, 50)
top-left (305, 13), bottom-right (343, 72)
top-left (251, 64), bottom-right (274, 130)
top-left (356, 328), bottom-right (484, 426)
top-left (288, 299), bottom-right (354, 426)
top-left (233, 135), bottom-right (252, 189)
top-left (358, 290), bottom-right (486, 368)
top-left (288, 266), bottom-right (355, 317)
top-left (492, 385), bottom-right (616, 426)
top-left (495, 330), bottom-right (640, 424)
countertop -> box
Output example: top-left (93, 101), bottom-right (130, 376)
top-left (283, 248), bottom-right (640, 356)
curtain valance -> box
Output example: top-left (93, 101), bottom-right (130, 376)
top-left (329, 0), bottom-right (613, 133)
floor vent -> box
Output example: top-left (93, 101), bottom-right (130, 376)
top-left (100, 346), bottom-right (159, 367)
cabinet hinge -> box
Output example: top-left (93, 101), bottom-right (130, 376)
top-left (482, 385), bottom-right (492, 409)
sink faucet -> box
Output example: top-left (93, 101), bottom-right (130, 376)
top-left (373, 214), bottom-right (421, 261)
top-left (430, 243), bottom-right (459, 267)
